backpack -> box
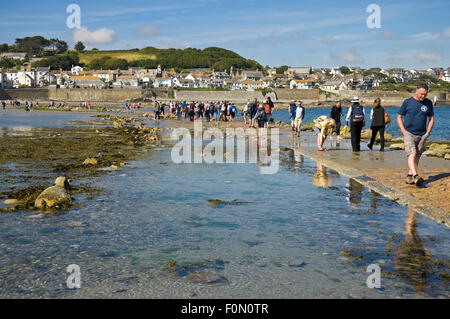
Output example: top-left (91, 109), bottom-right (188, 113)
top-left (384, 111), bottom-right (391, 124)
top-left (265, 104), bottom-right (271, 114)
top-left (352, 105), bottom-right (364, 122)
top-left (289, 103), bottom-right (295, 114)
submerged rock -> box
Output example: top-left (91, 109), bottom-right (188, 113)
top-left (288, 260), bottom-right (306, 267)
top-left (188, 270), bottom-right (228, 285)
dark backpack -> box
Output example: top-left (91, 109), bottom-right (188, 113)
top-left (352, 105), bottom-right (364, 122)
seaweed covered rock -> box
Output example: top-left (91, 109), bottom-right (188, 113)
top-left (35, 177), bottom-right (72, 210)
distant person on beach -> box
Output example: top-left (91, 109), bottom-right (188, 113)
top-left (397, 83), bottom-right (434, 187)
top-left (154, 101), bottom-right (161, 120)
top-left (263, 100), bottom-right (271, 128)
top-left (313, 116), bottom-right (335, 151)
top-left (289, 100), bottom-right (296, 131)
top-left (249, 98), bottom-right (258, 128)
top-left (367, 98), bottom-right (386, 152)
top-left (243, 100), bottom-right (250, 124)
top-left (330, 102), bottom-right (343, 145)
top-left (2, 101), bottom-right (6, 110)
top-left (345, 97), bottom-right (366, 152)
top-left (294, 101), bottom-right (305, 137)
top-left (229, 103), bottom-right (237, 121)
top-left (254, 104), bottom-right (267, 132)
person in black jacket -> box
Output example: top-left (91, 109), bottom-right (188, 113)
top-left (367, 98), bottom-right (386, 151)
top-left (330, 102), bottom-right (343, 145)
top-left (345, 97), bottom-right (366, 152)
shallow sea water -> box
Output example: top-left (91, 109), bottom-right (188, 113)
top-left (0, 111), bottom-right (448, 299)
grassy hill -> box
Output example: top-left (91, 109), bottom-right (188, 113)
top-left (79, 50), bottom-right (156, 65)
top-left (78, 46), bottom-right (263, 72)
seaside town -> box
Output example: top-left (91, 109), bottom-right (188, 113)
top-left (1, 52), bottom-right (450, 91)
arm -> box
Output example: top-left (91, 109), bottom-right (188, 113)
top-left (426, 115), bottom-right (435, 136)
top-left (345, 107), bottom-right (352, 126)
top-left (397, 114), bottom-right (407, 135)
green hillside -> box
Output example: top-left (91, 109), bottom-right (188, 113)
top-left (79, 46), bottom-right (263, 72)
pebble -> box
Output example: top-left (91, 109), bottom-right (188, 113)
top-left (4, 199), bottom-right (19, 205)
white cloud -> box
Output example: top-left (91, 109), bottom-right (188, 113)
top-left (73, 27), bottom-right (117, 44)
top-left (137, 25), bottom-right (160, 36)
top-left (418, 52), bottom-right (442, 62)
top-left (377, 29), bottom-right (394, 39)
top-left (337, 52), bottom-right (364, 64)
top-left (408, 27), bottom-right (450, 41)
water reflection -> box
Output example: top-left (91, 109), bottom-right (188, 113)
top-left (312, 163), bottom-right (334, 189)
top-left (347, 179), bottom-right (364, 208)
top-left (395, 208), bottom-right (432, 293)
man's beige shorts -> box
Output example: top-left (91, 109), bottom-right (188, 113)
top-left (404, 131), bottom-right (428, 157)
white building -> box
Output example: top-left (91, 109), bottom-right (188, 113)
top-left (290, 79), bottom-right (317, 89)
top-left (441, 71), bottom-right (450, 83)
top-left (1, 52), bottom-right (27, 60)
top-left (152, 77), bottom-right (173, 88)
top-left (71, 65), bottom-right (84, 75)
top-left (93, 71), bottom-right (116, 83)
top-left (114, 75), bottom-right (140, 87)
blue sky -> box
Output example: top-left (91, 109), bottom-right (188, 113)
top-left (1, 0), bottom-right (449, 69)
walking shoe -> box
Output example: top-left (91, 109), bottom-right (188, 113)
top-left (414, 175), bottom-right (424, 186)
top-left (405, 175), bottom-right (414, 185)
top-left (367, 143), bottom-right (373, 150)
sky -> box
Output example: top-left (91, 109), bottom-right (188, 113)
top-left (1, 0), bottom-right (449, 69)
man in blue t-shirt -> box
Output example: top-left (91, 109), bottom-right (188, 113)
top-left (397, 83), bottom-right (435, 186)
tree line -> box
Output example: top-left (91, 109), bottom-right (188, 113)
top-left (85, 46), bottom-right (264, 72)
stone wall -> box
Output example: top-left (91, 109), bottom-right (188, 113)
top-left (321, 90), bottom-right (450, 106)
top-left (48, 87), bottom-right (143, 102)
top-left (173, 90), bottom-right (266, 102)
top-left (273, 89), bottom-right (320, 102)
top-left (0, 88), bottom-right (49, 101)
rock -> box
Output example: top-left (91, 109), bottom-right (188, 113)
top-left (55, 176), bottom-right (71, 189)
top-left (423, 149), bottom-right (450, 158)
top-left (110, 165), bottom-right (118, 170)
top-left (4, 199), bottom-right (19, 205)
top-left (35, 186), bottom-right (72, 210)
top-left (429, 143), bottom-right (449, 151)
top-left (67, 221), bottom-right (86, 227)
top-left (188, 270), bottom-right (228, 285)
top-left (389, 143), bottom-right (405, 150)
top-left (391, 137), bottom-right (404, 143)
top-left (288, 260), bottom-right (306, 267)
top-left (83, 158), bottom-right (98, 165)
top-left (113, 121), bottom-right (123, 129)
top-left (445, 154), bottom-right (450, 160)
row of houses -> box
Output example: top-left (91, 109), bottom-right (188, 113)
top-left (0, 67), bottom-right (55, 88)
top-left (2, 64), bottom-right (449, 90)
